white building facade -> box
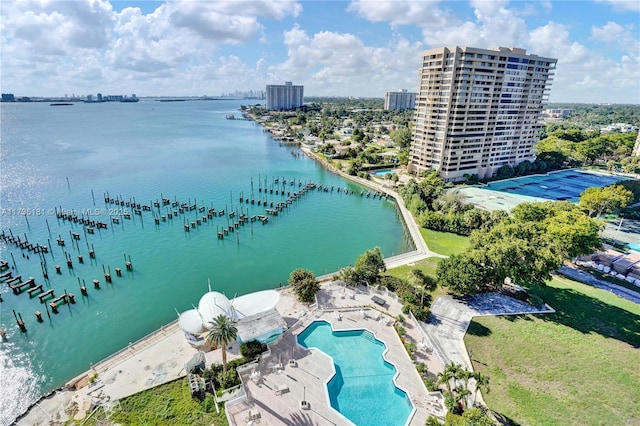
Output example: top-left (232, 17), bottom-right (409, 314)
top-left (633, 132), bottom-right (640, 157)
top-left (384, 89), bottom-right (417, 111)
top-left (266, 81), bottom-right (304, 111)
top-left (409, 46), bottom-right (557, 181)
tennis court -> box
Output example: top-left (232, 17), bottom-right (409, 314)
top-left (458, 169), bottom-right (633, 211)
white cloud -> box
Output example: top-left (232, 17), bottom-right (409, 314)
top-left (528, 22), bottom-right (589, 64)
top-left (590, 21), bottom-right (640, 59)
top-left (594, 0), bottom-right (640, 12)
top-left (347, 0), bottom-right (453, 28)
top-left (0, 0), bottom-right (637, 102)
top-left (529, 21), bottom-right (639, 103)
top-left (270, 25), bottom-right (420, 96)
top-left (3, 0), bottom-right (114, 56)
top-left (0, 0), bottom-right (302, 96)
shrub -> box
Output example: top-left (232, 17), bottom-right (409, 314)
top-left (201, 395), bottom-right (216, 413)
top-left (424, 376), bottom-right (438, 391)
top-left (240, 340), bottom-right (267, 359)
top-left (216, 369), bottom-right (240, 390)
top-left (378, 275), bottom-right (405, 292)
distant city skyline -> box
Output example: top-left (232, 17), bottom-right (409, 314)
top-left (1, 0), bottom-right (639, 103)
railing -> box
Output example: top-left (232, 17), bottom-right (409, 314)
top-left (74, 320), bottom-right (179, 382)
top-left (409, 311), bottom-right (445, 366)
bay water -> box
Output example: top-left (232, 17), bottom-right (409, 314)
top-left (0, 99), bottom-right (411, 423)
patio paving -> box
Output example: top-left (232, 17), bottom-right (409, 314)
top-left (226, 307), bottom-right (438, 426)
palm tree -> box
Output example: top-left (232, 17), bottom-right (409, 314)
top-left (207, 314), bottom-right (238, 372)
top-left (454, 386), bottom-right (472, 411)
top-left (425, 416), bottom-right (441, 426)
top-left (439, 361), bottom-right (464, 393)
top-left (443, 391), bottom-right (461, 414)
top-left (473, 371), bottom-right (490, 406)
top-left (437, 369), bottom-right (455, 394)
top-left (460, 369), bottom-right (475, 407)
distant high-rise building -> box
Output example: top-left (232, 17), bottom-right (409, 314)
top-left (384, 89), bottom-right (416, 110)
top-left (409, 46), bottom-right (557, 181)
top-left (1, 93), bottom-right (15, 102)
top-left (266, 82), bottom-right (304, 111)
top-left (633, 132), bottom-right (640, 157)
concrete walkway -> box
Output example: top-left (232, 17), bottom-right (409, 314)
top-left (419, 293), bottom-right (555, 406)
top-left (301, 147), bottom-right (445, 265)
top-left (422, 293), bottom-right (554, 371)
top-left (557, 265), bottom-right (640, 305)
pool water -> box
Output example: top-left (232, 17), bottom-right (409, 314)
top-left (628, 242), bottom-right (640, 253)
top-left (486, 169), bottom-right (630, 201)
top-left (372, 169), bottom-right (395, 177)
top-left (297, 320), bottom-right (413, 426)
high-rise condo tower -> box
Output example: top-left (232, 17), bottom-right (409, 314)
top-left (409, 46), bottom-right (557, 181)
top-left (265, 81), bottom-right (304, 111)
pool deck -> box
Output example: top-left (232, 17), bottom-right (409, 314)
top-left (16, 283), bottom-right (443, 425)
top-left (227, 283), bottom-right (442, 426)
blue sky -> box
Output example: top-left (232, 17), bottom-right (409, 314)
top-left (1, 0), bottom-right (639, 103)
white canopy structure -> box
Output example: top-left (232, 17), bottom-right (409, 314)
top-left (178, 309), bottom-right (204, 335)
top-left (180, 287), bottom-right (285, 346)
top-left (231, 290), bottom-right (280, 319)
top-left (198, 291), bottom-right (236, 327)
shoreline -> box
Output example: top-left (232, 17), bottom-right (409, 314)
top-left (15, 116), bottom-right (438, 425)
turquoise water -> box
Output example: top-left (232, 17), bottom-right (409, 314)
top-left (371, 169), bottom-right (394, 177)
top-left (486, 169), bottom-right (631, 201)
top-left (297, 320), bottom-right (413, 426)
top-left (628, 242), bottom-right (640, 253)
top-left (0, 100), bottom-right (411, 423)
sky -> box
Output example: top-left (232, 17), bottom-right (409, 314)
top-left (1, 0), bottom-right (639, 103)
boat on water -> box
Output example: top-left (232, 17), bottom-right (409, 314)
top-left (50, 103), bottom-right (73, 106)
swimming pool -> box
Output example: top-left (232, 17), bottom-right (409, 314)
top-left (296, 320), bottom-right (413, 426)
top-left (628, 242), bottom-right (640, 253)
top-left (371, 169), bottom-right (395, 177)
top-left (486, 169), bottom-right (630, 201)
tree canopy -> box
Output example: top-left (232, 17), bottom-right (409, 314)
top-left (579, 184), bottom-right (633, 218)
top-left (437, 202), bottom-right (602, 294)
top-left (289, 268), bottom-right (320, 304)
top-left (354, 246), bottom-right (386, 284)
top-left (207, 315), bottom-right (238, 372)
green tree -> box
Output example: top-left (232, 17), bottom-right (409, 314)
top-left (336, 266), bottom-right (358, 286)
top-left (289, 268), bottom-right (320, 304)
top-left (425, 416), bottom-right (441, 426)
top-left (436, 201), bottom-right (602, 295)
top-left (354, 247), bottom-right (386, 284)
top-left (436, 254), bottom-right (486, 295)
top-left (438, 361), bottom-right (463, 394)
top-left (393, 125), bottom-right (412, 149)
top-left (495, 164), bottom-right (515, 179)
top-left (579, 185), bottom-right (633, 217)
top-left (445, 407), bottom-right (495, 426)
top-left (207, 315), bottom-right (238, 373)
top-left (472, 372), bottom-right (490, 406)
top-left (408, 268), bottom-right (437, 292)
top-left (420, 171), bottom-right (446, 209)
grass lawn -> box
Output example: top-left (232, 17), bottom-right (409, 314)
top-left (385, 257), bottom-right (448, 299)
top-left (73, 378), bottom-right (228, 426)
top-left (420, 228), bottom-right (469, 256)
top-left (464, 276), bottom-right (640, 426)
